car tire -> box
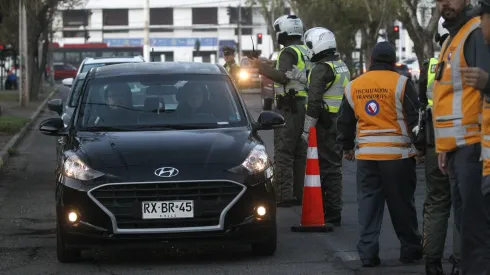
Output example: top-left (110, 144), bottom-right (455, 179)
top-left (262, 98), bottom-right (273, 111)
top-left (251, 223), bottom-right (277, 256)
top-left (57, 223), bottom-right (81, 263)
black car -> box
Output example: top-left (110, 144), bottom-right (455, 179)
top-left (40, 62), bottom-right (284, 263)
top-left (394, 63), bottom-right (413, 80)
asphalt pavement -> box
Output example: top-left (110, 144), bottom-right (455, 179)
top-left (0, 88), bottom-right (457, 274)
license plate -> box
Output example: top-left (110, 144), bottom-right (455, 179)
top-left (141, 200), bottom-right (194, 219)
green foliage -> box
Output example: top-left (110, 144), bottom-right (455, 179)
top-left (0, 116), bottom-right (29, 134)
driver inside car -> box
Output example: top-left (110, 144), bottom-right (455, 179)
top-left (92, 83), bottom-right (136, 126)
top-left (176, 83), bottom-right (212, 117)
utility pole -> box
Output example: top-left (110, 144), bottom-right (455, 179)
top-left (19, 0), bottom-right (29, 107)
top-left (216, 28), bottom-right (220, 64)
top-left (48, 23), bottom-right (55, 87)
top-left (143, 0), bottom-right (150, 62)
top-left (237, 1), bottom-right (242, 61)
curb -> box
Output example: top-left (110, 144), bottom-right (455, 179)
top-left (0, 89), bottom-right (58, 170)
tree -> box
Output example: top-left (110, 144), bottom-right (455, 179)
top-left (0, 0), bottom-right (86, 100)
top-left (246, 0), bottom-right (288, 51)
top-left (288, 0), bottom-right (364, 70)
top-left (396, 0), bottom-right (440, 67)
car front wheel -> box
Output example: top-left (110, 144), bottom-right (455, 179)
top-left (57, 222), bottom-right (81, 263)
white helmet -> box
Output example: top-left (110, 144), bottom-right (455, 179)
top-left (273, 15), bottom-right (304, 45)
top-left (436, 17), bottom-right (449, 45)
top-left (304, 27), bottom-right (337, 59)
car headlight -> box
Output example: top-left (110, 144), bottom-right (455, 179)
top-left (239, 71), bottom-right (249, 79)
top-left (63, 155), bottom-right (104, 181)
top-left (241, 145), bottom-right (269, 173)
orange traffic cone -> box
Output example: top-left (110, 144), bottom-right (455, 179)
top-left (291, 127), bottom-right (334, 232)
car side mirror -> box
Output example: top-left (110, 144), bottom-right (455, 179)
top-left (62, 78), bottom-right (73, 87)
top-left (256, 111), bottom-right (285, 130)
top-left (39, 117), bottom-right (66, 136)
top-left (47, 99), bottom-right (63, 116)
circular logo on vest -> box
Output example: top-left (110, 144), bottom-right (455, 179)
top-left (365, 100), bottom-right (379, 116)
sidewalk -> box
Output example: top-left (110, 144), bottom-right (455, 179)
top-left (0, 84), bottom-right (58, 168)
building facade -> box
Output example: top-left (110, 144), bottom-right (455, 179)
top-left (54, 0), bottom-right (286, 65)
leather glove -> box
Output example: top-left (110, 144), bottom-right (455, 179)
top-left (412, 125), bottom-right (420, 136)
top-left (302, 115), bottom-right (318, 143)
top-left (285, 65), bottom-right (307, 84)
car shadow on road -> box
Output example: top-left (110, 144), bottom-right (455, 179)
top-left (78, 245), bottom-right (267, 265)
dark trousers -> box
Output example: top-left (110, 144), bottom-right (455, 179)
top-left (447, 144), bottom-right (490, 274)
top-left (273, 99), bottom-right (307, 203)
top-left (356, 157), bottom-right (422, 260)
top-left (423, 146), bottom-right (460, 262)
top-left (317, 115), bottom-right (343, 219)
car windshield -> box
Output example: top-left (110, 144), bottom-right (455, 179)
top-left (69, 78), bottom-right (85, 107)
top-left (81, 63), bottom-right (125, 73)
top-left (76, 74), bottom-right (247, 131)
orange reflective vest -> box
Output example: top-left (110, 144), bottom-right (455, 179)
top-left (482, 97), bottom-right (490, 176)
top-left (343, 71), bottom-right (416, 161)
top-left (432, 17), bottom-right (482, 153)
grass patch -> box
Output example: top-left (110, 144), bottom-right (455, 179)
top-left (0, 116), bottom-right (30, 134)
top-left (7, 147), bottom-right (17, 156)
top-left (0, 93), bottom-right (18, 102)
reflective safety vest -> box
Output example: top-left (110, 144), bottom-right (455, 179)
top-left (426, 57), bottom-right (438, 107)
top-left (343, 71), bottom-right (416, 161)
top-left (432, 17), bottom-right (482, 153)
top-left (274, 45), bottom-right (312, 97)
top-left (306, 60), bottom-right (350, 113)
top-left (483, 97), bottom-right (490, 176)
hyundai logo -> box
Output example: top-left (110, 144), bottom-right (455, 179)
top-left (154, 167), bottom-right (179, 177)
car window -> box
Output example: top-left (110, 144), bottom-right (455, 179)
top-left (68, 78), bottom-right (85, 107)
top-left (76, 74), bottom-right (247, 131)
top-left (54, 64), bottom-right (64, 70)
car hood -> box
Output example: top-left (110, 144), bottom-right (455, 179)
top-left (74, 127), bottom-right (257, 170)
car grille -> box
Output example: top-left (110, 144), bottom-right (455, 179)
top-left (89, 181), bottom-right (244, 229)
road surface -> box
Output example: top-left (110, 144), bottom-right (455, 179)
top-left (0, 88), bottom-right (457, 274)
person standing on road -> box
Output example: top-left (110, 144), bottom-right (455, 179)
top-left (223, 46), bottom-right (240, 84)
top-left (337, 42), bottom-right (422, 267)
top-left (285, 27), bottom-right (350, 226)
top-left (250, 15), bottom-right (312, 207)
top-left (416, 18), bottom-right (461, 275)
top-left (431, 0), bottom-right (490, 273)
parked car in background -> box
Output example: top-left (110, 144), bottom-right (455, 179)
top-left (60, 56), bottom-right (146, 88)
top-left (53, 63), bottom-right (77, 81)
top-left (261, 51), bottom-right (278, 110)
top-left (238, 57), bottom-right (261, 89)
top-left (400, 58), bottom-right (420, 83)
top-left (394, 63), bottom-right (413, 80)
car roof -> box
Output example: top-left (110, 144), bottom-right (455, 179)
top-left (83, 56), bottom-right (144, 65)
top-left (92, 62), bottom-right (227, 78)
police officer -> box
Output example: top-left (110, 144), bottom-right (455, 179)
top-left (431, 0), bottom-right (490, 273)
top-left (337, 42), bottom-right (422, 267)
top-left (285, 27), bottom-right (350, 225)
top-left (223, 46), bottom-right (240, 83)
top-left (416, 18), bottom-right (461, 275)
top-left (250, 15), bottom-right (311, 207)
